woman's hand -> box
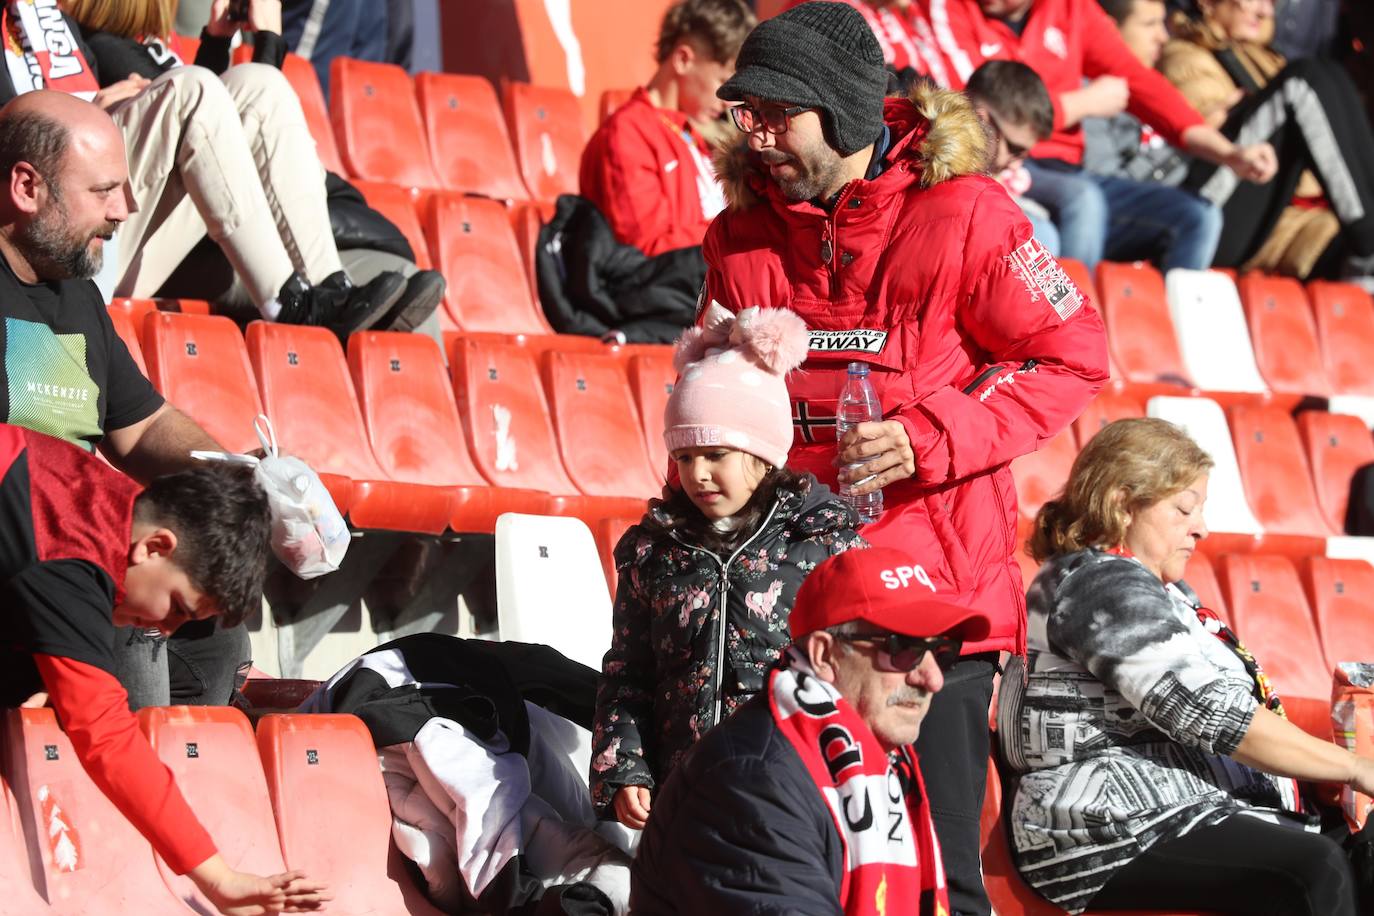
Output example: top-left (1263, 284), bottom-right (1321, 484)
top-left (836, 420), bottom-right (916, 494)
top-left (613, 785), bottom-right (652, 830)
top-left (189, 855), bottom-right (329, 915)
top-left (92, 75), bottom-right (150, 111)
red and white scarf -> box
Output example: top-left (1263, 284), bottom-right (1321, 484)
top-left (2, 0), bottom-right (98, 100)
top-left (769, 648), bottom-right (950, 916)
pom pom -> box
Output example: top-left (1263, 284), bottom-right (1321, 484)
top-left (672, 326), bottom-right (711, 373)
top-left (736, 307), bottom-right (810, 375)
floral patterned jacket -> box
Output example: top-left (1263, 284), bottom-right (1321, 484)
top-left (589, 476), bottom-right (865, 815)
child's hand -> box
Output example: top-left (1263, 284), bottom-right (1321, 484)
top-left (614, 785), bottom-right (652, 830)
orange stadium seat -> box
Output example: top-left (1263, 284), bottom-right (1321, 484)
top-left (1228, 405), bottom-right (1334, 537)
top-left (353, 181), bottom-right (434, 270)
top-left (541, 350), bottom-right (663, 499)
top-left (256, 714), bottom-right (445, 915)
top-left (1014, 517), bottom-right (1040, 592)
top-left (598, 88), bottom-right (634, 123)
top-left (0, 771), bottom-right (48, 912)
top-left (1183, 550), bottom-right (1229, 624)
top-left (595, 514), bottom-right (639, 596)
top-left (511, 199), bottom-right (556, 304)
top-left (347, 330), bottom-right (548, 531)
top-left (1056, 258), bottom-right (1119, 381)
top-left (628, 352), bottom-right (675, 476)
top-left (281, 52), bottom-right (345, 176)
top-left (142, 312), bottom-right (267, 455)
top-left (414, 72), bottom-right (529, 200)
top-left (1300, 556), bottom-right (1374, 673)
top-left (247, 321), bottom-right (452, 532)
top-left (1008, 427), bottom-right (1077, 520)
top-left (1309, 280), bottom-right (1374, 396)
top-left (424, 194), bottom-right (551, 333)
top-left (502, 81), bottom-right (586, 202)
top-left (1236, 274), bottom-right (1331, 400)
top-left (1297, 410), bottom-right (1374, 536)
top-left (330, 58), bottom-right (439, 188)
top-left (136, 707), bottom-right (288, 911)
top-left (1096, 261), bottom-right (1192, 388)
top-left (106, 305), bottom-right (148, 375)
top-left (1217, 555), bottom-right (1333, 739)
top-left (1072, 388), bottom-right (1143, 449)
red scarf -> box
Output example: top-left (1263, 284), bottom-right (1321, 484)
top-left (2, 0), bottom-right (99, 99)
top-left (769, 649), bottom-right (950, 916)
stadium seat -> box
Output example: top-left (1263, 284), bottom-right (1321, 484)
top-left (423, 194), bottom-right (551, 333)
top-left (1096, 261), bottom-right (1192, 388)
top-left (1165, 269), bottom-right (1267, 396)
top-left (1227, 405), bottom-right (1333, 537)
top-left (246, 321), bottom-right (452, 532)
top-left (541, 350), bottom-right (663, 499)
top-left (1183, 550), bottom-right (1229, 623)
top-left (330, 58), bottom-right (439, 188)
top-left (281, 52), bottom-right (345, 175)
top-left (1297, 410), bottom-right (1374, 536)
top-left (136, 707), bottom-right (288, 910)
top-left (347, 330), bottom-right (548, 531)
top-left (1015, 517), bottom-right (1041, 593)
top-left (594, 515), bottom-right (638, 596)
top-left (1326, 395), bottom-right (1374, 431)
top-left (1146, 395), bottom-right (1262, 540)
top-left (1300, 556), bottom-right (1374, 673)
top-left (3, 708), bottom-right (182, 914)
top-left (142, 312), bottom-right (266, 455)
top-left (1056, 258), bottom-right (1124, 383)
top-left (1309, 280), bottom-right (1374, 397)
top-left (598, 88), bottom-right (634, 123)
top-left (494, 513), bottom-right (613, 669)
top-left (1236, 274), bottom-right (1330, 401)
top-left (241, 678), bottom-right (324, 710)
top-left (352, 181), bottom-right (434, 270)
top-left (1217, 555), bottom-right (1333, 739)
top-left (256, 714), bottom-right (445, 915)
top-left (414, 72), bottom-right (529, 200)
top-left (511, 199), bottom-right (556, 304)
top-left (106, 306), bottom-right (148, 375)
top-left (502, 81), bottom-right (585, 202)
top-left (628, 352), bottom-right (674, 476)
top-left (1008, 427), bottom-right (1077, 520)
top-left (0, 771), bottom-right (48, 912)
top-left (1072, 388), bottom-right (1143, 449)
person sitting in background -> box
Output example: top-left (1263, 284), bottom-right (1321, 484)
top-left (1006, 417), bottom-right (1374, 914)
top-left (579, 0), bottom-right (754, 258)
top-left (1159, 0), bottom-right (1374, 288)
top-left (786, 0), bottom-right (956, 91)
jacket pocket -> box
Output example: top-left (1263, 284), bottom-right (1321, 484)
top-left (924, 488), bottom-right (974, 594)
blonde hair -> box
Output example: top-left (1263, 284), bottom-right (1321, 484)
top-left (63, 0), bottom-right (176, 41)
top-left (1029, 418), bottom-right (1213, 562)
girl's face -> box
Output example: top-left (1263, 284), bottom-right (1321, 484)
top-left (673, 447), bottom-right (770, 520)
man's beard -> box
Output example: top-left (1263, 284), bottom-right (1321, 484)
top-left (20, 193), bottom-right (113, 281)
top-left (760, 148), bottom-right (845, 203)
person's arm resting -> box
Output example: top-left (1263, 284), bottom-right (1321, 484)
top-left (101, 404), bottom-right (224, 482)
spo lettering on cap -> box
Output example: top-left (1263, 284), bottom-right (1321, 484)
top-left (878, 565), bottom-right (935, 593)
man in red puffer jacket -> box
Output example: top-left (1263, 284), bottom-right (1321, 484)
top-left (703, 4), bottom-right (1108, 913)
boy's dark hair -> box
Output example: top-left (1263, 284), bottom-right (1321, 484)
top-left (642, 464), bottom-right (811, 555)
top-left (133, 465), bottom-right (271, 629)
top-left (965, 60), bottom-right (1055, 142)
top-left (1098, 0), bottom-right (1138, 24)
top-left (656, 0), bottom-right (757, 65)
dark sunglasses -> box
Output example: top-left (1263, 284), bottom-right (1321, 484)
top-left (833, 633), bottom-right (963, 673)
top-left (986, 111), bottom-right (1033, 162)
top-left (729, 103), bottom-right (810, 136)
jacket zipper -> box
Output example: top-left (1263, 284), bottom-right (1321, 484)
top-left (961, 359), bottom-right (1040, 397)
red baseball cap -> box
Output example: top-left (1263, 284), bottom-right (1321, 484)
top-left (788, 547), bottom-right (992, 643)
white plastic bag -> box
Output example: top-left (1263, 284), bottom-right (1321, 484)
top-left (192, 416), bottom-right (349, 579)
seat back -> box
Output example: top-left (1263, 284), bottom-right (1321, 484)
top-left (542, 351), bottom-right (663, 498)
top-left (594, 515), bottom-right (638, 596)
top-left (597, 88), bottom-right (634, 123)
top-left (256, 714), bottom-right (444, 915)
top-left (1146, 396), bottom-right (1261, 534)
top-left (1236, 274), bottom-right (1330, 398)
top-left (1300, 556), bottom-right (1374, 673)
top-left (1008, 428), bottom-right (1077, 520)
top-left (329, 58), bottom-right (439, 187)
top-left (1228, 405), bottom-right (1332, 536)
top-left (1096, 261), bottom-right (1191, 387)
top-left (1165, 269), bottom-right (1266, 394)
top-left (1072, 389), bottom-right (1143, 450)
top-left (979, 753), bottom-right (1069, 916)
top-left (627, 352), bottom-right (674, 476)
top-left (106, 306), bottom-right (148, 375)
top-left (1297, 410), bottom-right (1374, 535)
top-left (347, 330), bottom-right (485, 486)
top-left (281, 52), bottom-right (345, 175)
top-left (353, 181), bottom-right (434, 270)
top-left (143, 312), bottom-right (264, 454)
top-left (424, 194), bottom-right (548, 333)
top-left (495, 513), bottom-right (612, 669)
top-left (1309, 280), bottom-right (1374, 396)
top-left (414, 72), bottom-right (528, 200)
top-left (0, 771), bottom-right (48, 912)
top-left (502, 82), bottom-right (585, 201)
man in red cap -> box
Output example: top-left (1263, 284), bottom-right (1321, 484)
top-left (629, 546), bottom-right (990, 915)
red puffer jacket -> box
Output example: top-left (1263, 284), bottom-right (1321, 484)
top-left (702, 85), bottom-right (1109, 655)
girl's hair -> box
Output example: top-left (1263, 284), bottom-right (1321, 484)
top-left (64, 0), bottom-right (176, 40)
top-left (642, 462), bottom-right (811, 555)
top-left (1029, 418), bottom-right (1213, 562)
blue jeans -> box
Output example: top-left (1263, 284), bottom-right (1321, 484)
top-left (281, 0), bottom-right (389, 102)
top-left (1014, 194), bottom-right (1062, 257)
top-left (112, 623), bottom-right (252, 711)
top-left (1023, 159), bottom-right (1222, 271)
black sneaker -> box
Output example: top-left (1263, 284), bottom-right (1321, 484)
top-left (379, 269), bottom-right (446, 332)
top-left (275, 270), bottom-right (407, 339)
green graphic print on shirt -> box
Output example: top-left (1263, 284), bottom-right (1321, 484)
top-left (6, 318), bottom-right (101, 451)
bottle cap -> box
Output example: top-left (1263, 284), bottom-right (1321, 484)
top-left (847, 361), bottom-right (869, 376)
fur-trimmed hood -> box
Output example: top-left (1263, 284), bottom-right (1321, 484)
top-left (714, 83), bottom-right (990, 211)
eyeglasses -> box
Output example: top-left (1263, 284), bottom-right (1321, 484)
top-left (729, 103), bottom-right (811, 136)
top-left (986, 111), bottom-right (1033, 162)
top-left (833, 633), bottom-right (963, 673)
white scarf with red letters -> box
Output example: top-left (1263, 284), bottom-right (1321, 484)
top-left (3, 0), bottom-right (98, 100)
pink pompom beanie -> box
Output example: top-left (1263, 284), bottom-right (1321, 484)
top-left (663, 303), bottom-right (810, 468)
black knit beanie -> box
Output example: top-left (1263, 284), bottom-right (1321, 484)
top-left (717, 1), bottom-right (888, 156)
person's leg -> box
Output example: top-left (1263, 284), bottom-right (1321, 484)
top-left (166, 620), bottom-right (253, 705)
top-left (1090, 814), bottom-right (1358, 915)
top-left (1021, 160), bottom-right (1107, 268)
top-left (913, 651), bottom-right (998, 916)
top-left (111, 627), bottom-right (171, 711)
top-left (1090, 173), bottom-right (1223, 271)
top-left (339, 248), bottom-right (445, 335)
top-left (282, 0), bottom-right (367, 102)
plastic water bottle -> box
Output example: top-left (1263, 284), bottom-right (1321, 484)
top-left (836, 361), bottom-right (885, 525)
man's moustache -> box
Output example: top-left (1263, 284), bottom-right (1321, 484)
top-left (759, 151), bottom-right (793, 166)
top-left (887, 688), bottom-right (929, 706)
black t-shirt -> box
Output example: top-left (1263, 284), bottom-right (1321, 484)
top-left (0, 250), bottom-right (163, 452)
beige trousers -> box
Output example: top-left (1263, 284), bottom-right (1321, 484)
top-left (112, 63), bottom-right (343, 309)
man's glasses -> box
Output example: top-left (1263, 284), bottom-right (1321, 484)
top-left (986, 111), bottom-right (1033, 162)
top-left (833, 633), bottom-right (963, 673)
top-left (729, 103), bottom-right (811, 136)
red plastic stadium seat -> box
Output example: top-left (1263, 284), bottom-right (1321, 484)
top-left (1072, 389), bottom-right (1143, 449)
top-left (628, 352), bottom-right (675, 477)
top-left (1183, 550), bottom-right (1229, 624)
top-left (106, 306), bottom-right (148, 375)
top-left (595, 515), bottom-right (639, 596)
top-left (1228, 405), bottom-right (1334, 537)
top-left (1309, 280), bottom-right (1374, 396)
top-left (1300, 556), bottom-right (1374, 673)
top-left (414, 72), bottom-right (529, 200)
top-left (598, 88), bottom-right (634, 123)
top-left (1217, 555), bottom-right (1333, 739)
top-left (1009, 427), bottom-right (1077, 520)
top-left (541, 351), bottom-right (663, 498)
top-left (330, 58), bottom-right (439, 187)
top-left (353, 181), bottom-right (434, 270)
top-left (247, 321), bottom-right (452, 532)
top-left (511, 199), bottom-right (556, 304)
top-left (0, 770), bottom-right (48, 912)
top-left (502, 82), bottom-right (585, 202)
top-left (424, 194), bottom-right (550, 333)
top-left (347, 330), bottom-right (548, 531)
top-left (1236, 274), bottom-right (1331, 399)
top-left (3, 708), bottom-right (183, 914)
top-left (1097, 261), bottom-right (1192, 388)
top-left (240, 678), bottom-right (324, 709)
top-left (256, 714), bottom-right (445, 915)
top-left (1297, 410), bottom-right (1374, 536)
top-left (281, 52), bottom-right (345, 175)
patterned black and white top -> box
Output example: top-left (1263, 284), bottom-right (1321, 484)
top-left (999, 548), bottom-right (1305, 913)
